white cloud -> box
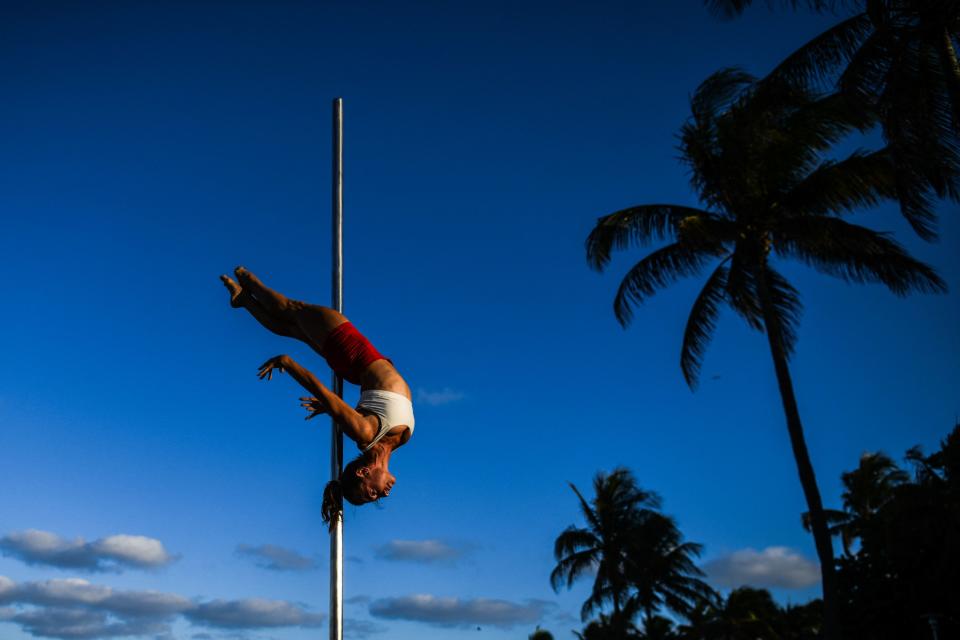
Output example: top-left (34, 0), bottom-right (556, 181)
top-left (0, 530), bottom-right (174, 572)
top-left (0, 575), bottom-right (325, 639)
top-left (369, 594), bottom-right (546, 628)
top-left (186, 598), bottom-right (324, 629)
top-left (374, 540), bottom-right (466, 564)
top-left (235, 544), bottom-right (318, 572)
top-left (0, 577), bottom-right (192, 615)
top-left (91, 535), bottom-right (171, 568)
top-left (416, 388), bottom-right (465, 406)
top-left (703, 546), bottom-right (821, 589)
top-left (7, 607), bottom-right (169, 639)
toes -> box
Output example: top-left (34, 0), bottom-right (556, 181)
top-left (220, 274), bottom-right (245, 307)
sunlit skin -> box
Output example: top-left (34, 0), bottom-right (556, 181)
top-left (221, 266), bottom-right (411, 503)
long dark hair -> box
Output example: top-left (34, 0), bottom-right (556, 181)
top-left (320, 456), bottom-right (370, 529)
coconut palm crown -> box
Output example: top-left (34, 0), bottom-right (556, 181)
top-left (551, 468), bottom-right (661, 621)
top-left (550, 468), bottom-right (715, 630)
top-left (586, 68), bottom-right (945, 640)
top-left (706, 0), bottom-right (960, 240)
top-left (802, 451), bottom-right (909, 555)
top-left (587, 68), bottom-right (945, 388)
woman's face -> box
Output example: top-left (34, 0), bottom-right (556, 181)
top-left (358, 466), bottom-right (395, 502)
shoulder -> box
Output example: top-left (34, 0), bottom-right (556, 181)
top-left (352, 412), bottom-right (381, 449)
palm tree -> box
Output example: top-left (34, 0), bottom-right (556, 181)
top-left (802, 451), bottom-right (908, 555)
top-left (552, 469), bottom-right (716, 634)
top-left (551, 468), bottom-right (662, 622)
top-left (625, 511), bottom-right (716, 627)
top-left (705, 0), bottom-right (960, 240)
top-left (574, 604), bottom-right (644, 640)
top-left (586, 69), bottom-right (946, 640)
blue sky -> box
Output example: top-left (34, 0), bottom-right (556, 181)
top-left (1, 1), bottom-right (957, 639)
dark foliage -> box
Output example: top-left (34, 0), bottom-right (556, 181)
top-left (586, 68), bottom-right (944, 640)
top-left (832, 423), bottom-right (960, 639)
top-left (706, 0), bottom-right (960, 239)
top-left (678, 587), bottom-right (822, 639)
top-left (552, 469), bottom-right (716, 639)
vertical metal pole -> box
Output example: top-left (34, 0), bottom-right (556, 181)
top-left (329, 97), bottom-right (344, 640)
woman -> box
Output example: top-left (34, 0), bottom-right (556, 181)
top-left (220, 266), bottom-right (414, 525)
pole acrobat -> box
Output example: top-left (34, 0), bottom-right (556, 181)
top-left (329, 97), bottom-right (344, 640)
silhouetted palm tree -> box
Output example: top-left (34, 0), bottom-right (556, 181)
top-left (552, 469), bottom-right (661, 621)
top-left (802, 451), bottom-right (908, 555)
top-left (552, 469), bottom-right (715, 635)
top-left (574, 604), bottom-right (644, 640)
top-left (586, 69), bottom-right (946, 640)
top-left (705, 0), bottom-right (960, 240)
top-left (625, 512), bottom-right (715, 626)
top-left (677, 587), bottom-right (821, 639)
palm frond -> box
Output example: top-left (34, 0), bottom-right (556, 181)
top-left (703, 0), bottom-right (840, 20)
top-left (569, 483), bottom-right (602, 534)
top-left (550, 544), bottom-right (598, 592)
top-left (888, 140), bottom-right (955, 240)
top-left (779, 149), bottom-right (897, 217)
top-left (553, 527), bottom-right (599, 560)
top-left (764, 92), bottom-right (876, 171)
top-left (766, 12), bottom-right (873, 89)
top-left (725, 252), bottom-right (764, 332)
top-left (681, 262), bottom-right (730, 389)
top-left (762, 265), bottom-right (803, 357)
top-left (690, 68), bottom-right (757, 126)
top-left (586, 205), bottom-right (705, 271)
top-left (838, 28), bottom-right (893, 102)
top-left (774, 216), bottom-right (947, 295)
top-left (613, 243), bottom-right (717, 327)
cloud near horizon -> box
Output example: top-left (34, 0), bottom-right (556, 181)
top-left (373, 539), bottom-right (467, 564)
top-left (235, 544), bottom-right (318, 572)
top-left (369, 594), bottom-right (546, 628)
top-left (0, 530), bottom-right (174, 573)
top-left (416, 388), bottom-right (465, 406)
top-left (0, 575), bottom-right (325, 639)
top-left (703, 546), bottom-right (820, 589)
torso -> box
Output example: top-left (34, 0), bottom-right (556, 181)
top-left (360, 359), bottom-right (411, 400)
top-left (357, 359), bottom-right (412, 449)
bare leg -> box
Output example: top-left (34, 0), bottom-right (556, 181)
top-left (232, 267), bottom-right (348, 350)
top-left (221, 274), bottom-right (307, 341)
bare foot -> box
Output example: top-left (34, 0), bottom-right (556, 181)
top-left (234, 265), bottom-right (258, 288)
top-left (220, 275), bottom-right (245, 308)
top-left (234, 266), bottom-right (274, 304)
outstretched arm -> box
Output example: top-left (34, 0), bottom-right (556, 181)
top-left (258, 355), bottom-right (376, 445)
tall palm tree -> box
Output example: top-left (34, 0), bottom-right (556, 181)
top-left (586, 69), bottom-right (946, 640)
top-left (551, 468), bottom-right (662, 622)
top-left (802, 451), bottom-right (908, 555)
top-left (705, 0), bottom-right (960, 240)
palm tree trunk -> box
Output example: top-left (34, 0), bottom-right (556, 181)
top-left (756, 272), bottom-right (840, 640)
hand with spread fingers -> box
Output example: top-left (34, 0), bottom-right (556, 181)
top-left (300, 396), bottom-right (327, 420)
top-left (258, 355), bottom-right (290, 381)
